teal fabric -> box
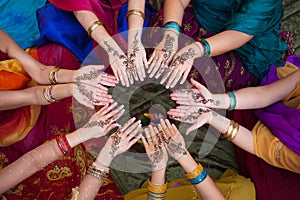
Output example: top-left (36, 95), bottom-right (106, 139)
top-left (0, 0), bottom-right (47, 49)
top-left (191, 0), bottom-right (288, 79)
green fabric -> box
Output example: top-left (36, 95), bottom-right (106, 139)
top-left (282, 0), bottom-right (300, 55)
top-left (108, 83), bottom-right (238, 194)
top-left (191, 0), bottom-right (287, 80)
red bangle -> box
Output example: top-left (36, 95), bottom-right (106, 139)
top-left (55, 135), bottom-right (72, 156)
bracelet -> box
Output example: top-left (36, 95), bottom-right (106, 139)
top-left (87, 21), bottom-right (104, 37)
top-left (189, 168), bottom-right (207, 185)
top-left (92, 161), bottom-right (110, 173)
top-left (147, 179), bottom-right (167, 199)
top-left (227, 91), bottom-right (236, 111)
top-left (126, 9), bottom-right (145, 22)
top-left (55, 134), bottom-right (72, 156)
top-left (87, 165), bottom-right (108, 181)
top-left (185, 163), bottom-right (204, 180)
top-left (223, 120), bottom-right (239, 141)
top-left (43, 85), bottom-right (58, 103)
top-left (199, 39), bottom-right (211, 57)
top-left (49, 66), bottom-right (60, 84)
top-left (163, 28), bottom-right (180, 36)
top-left (163, 21), bottom-right (180, 35)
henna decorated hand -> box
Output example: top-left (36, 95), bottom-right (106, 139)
top-left (96, 117), bottom-right (142, 167)
top-left (101, 38), bottom-right (133, 87)
top-left (162, 42), bottom-right (203, 89)
top-left (170, 78), bottom-right (220, 108)
top-left (127, 30), bottom-right (147, 82)
top-left (72, 82), bottom-right (113, 108)
top-left (159, 119), bottom-right (187, 160)
top-left (167, 105), bottom-right (215, 135)
top-left (141, 125), bottom-right (168, 171)
top-left (148, 31), bottom-right (178, 79)
top-left (77, 102), bottom-right (125, 141)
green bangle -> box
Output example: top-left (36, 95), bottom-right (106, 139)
top-left (227, 91), bottom-right (236, 111)
top-left (201, 39), bottom-right (211, 57)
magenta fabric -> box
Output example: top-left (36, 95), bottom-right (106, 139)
top-left (49, 0), bottom-right (127, 36)
top-left (255, 55), bottom-right (300, 155)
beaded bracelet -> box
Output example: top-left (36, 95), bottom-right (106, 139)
top-left (55, 134), bottom-right (72, 156)
top-left (189, 168), bottom-right (207, 185)
top-left (227, 91), bottom-right (236, 111)
top-left (87, 21), bottom-right (104, 37)
top-left (49, 66), bottom-right (60, 84)
top-left (43, 85), bottom-right (58, 103)
top-left (87, 165), bottom-right (108, 181)
top-left (126, 9), bottom-right (145, 22)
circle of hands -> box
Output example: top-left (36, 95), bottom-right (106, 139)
top-left (73, 30), bottom-right (220, 164)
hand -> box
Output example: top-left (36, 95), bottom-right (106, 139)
top-left (159, 119), bottom-right (187, 160)
top-left (77, 102), bottom-right (125, 141)
top-left (73, 82), bottom-right (113, 108)
top-left (101, 38), bottom-right (132, 87)
top-left (167, 106), bottom-right (213, 135)
top-left (127, 30), bottom-right (147, 82)
top-left (141, 125), bottom-right (168, 171)
top-left (162, 42), bottom-right (202, 88)
top-left (148, 31), bottom-right (178, 79)
top-left (96, 117), bottom-right (142, 167)
top-left (74, 65), bottom-right (118, 89)
top-left (170, 78), bottom-right (219, 107)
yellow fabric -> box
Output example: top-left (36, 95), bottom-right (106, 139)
top-left (252, 62), bottom-right (300, 173)
top-left (125, 170), bottom-right (255, 200)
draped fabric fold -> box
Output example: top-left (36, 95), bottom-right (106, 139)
top-left (255, 55), bottom-right (300, 155)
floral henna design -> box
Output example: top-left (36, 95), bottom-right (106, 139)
top-left (175, 89), bottom-right (220, 106)
top-left (83, 119), bottom-right (110, 129)
top-left (75, 70), bottom-right (103, 82)
top-left (126, 31), bottom-right (140, 79)
top-left (109, 130), bottom-right (122, 157)
top-left (162, 34), bottom-right (175, 61)
top-left (167, 138), bottom-right (187, 156)
top-left (76, 83), bottom-right (93, 102)
top-left (173, 108), bottom-right (211, 122)
top-left (171, 48), bottom-right (196, 67)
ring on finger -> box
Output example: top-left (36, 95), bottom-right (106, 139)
top-left (154, 56), bottom-right (158, 61)
top-left (147, 139), bottom-right (153, 144)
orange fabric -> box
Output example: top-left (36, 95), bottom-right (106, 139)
top-left (0, 70), bottom-right (30, 90)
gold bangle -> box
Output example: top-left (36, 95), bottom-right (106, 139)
top-left (222, 120), bottom-right (234, 139)
top-left (147, 179), bottom-right (167, 194)
top-left (87, 21), bottom-right (104, 37)
top-left (49, 66), bottom-right (60, 84)
top-left (87, 165), bottom-right (108, 180)
top-left (228, 121), bottom-right (239, 141)
top-left (126, 9), bottom-right (145, 22)
top-left (43, 85), bottom-right (58, 103)
top-left (185, 163), bottom-right (204, 180)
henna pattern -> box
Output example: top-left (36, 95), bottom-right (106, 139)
top-left (175, 89), bottom-right (220, 106)
top-left (150, 148), bottom-right (164, 168)
top-left (76, 83), bottom-right (93, 102)
top-left (109, 130), bottom-right (122, 157)
top-left (83, 119), bottom-right (110, 129)
top-left (162, 34), bottom-right (175, 61)
top-left (126, 31), bottom-right (139, 79)
top-left (171, 48), bottom-right (196, 68)
top-left (167, 138), bottom-right (187, 156)
top-left (173, 108), bottom-right (210, 122)
top-left (75, 70), bottom-right (103, 82)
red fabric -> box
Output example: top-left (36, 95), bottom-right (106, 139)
top-left (49, 0), bottom-right (127, 36)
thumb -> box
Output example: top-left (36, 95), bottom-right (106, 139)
top-left (191, 78), bottom-right (205, 90)
top-left (186, 117), bottom-right (206, 135)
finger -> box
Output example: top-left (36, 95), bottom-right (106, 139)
top-left (186, 118), bottom-right (206, 135)
top-left (127, 123), bottom-right (142, 141)
top-left (98, 102), bottom-right (118, 115)
top-left (180, 70), bottom-right (190, 85)
top-left (148, 125), bottom-right (158, 143)
top-left (121, 117), bottom-right (136, 132)
top-left (160, 68), bottom-right (172, 84)
top-left (110, 65), bottom-right (120, 83)
top-left (105, 105), bottom-right (125, 120)
top-left (104, 123), bottom-right (120, 135)
top-left (143, 53), bottom-right (148, 70)
top-left (147, 52), bottom-right (156, 73)
top-left (191, 78), bottom-right (205, 90)
top-left (136, 62), bottom-right (144, 82)
top-left (149, 57), bottom-right (163, 78)
top-left (141, 136), bottom-right (149, 149)
top-left (144, 127), bottom-right (152, 142)
top-left (124, 120), bottom-right (141, 137)
top-left (128, 134), bottom-right (141, 148)
top-left (170, 70), bottom-right (183, 88)
top-left (111, 107), bottom-right (125, 122)
top-left (166, 68), bottom-right (180, 89)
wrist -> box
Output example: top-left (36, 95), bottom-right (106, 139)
top-left (96, 146), bottom-right (113, 167)
top-left (177, 151), bottom-right (198, 173)
top-left (194, 42), bottom-right (205, 58)
top-left (209, 112), bottom-right (230, 134)
top-left (212, 93), bottom-right (229, 109)
top-left (151, 168), bottom-right (166, 185)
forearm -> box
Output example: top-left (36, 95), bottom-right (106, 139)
top-left (74, 10), bottom-right (110, 45)
top-left (209, 112), bottom-right (255, 154)
top-left (205, 30), bottom-right (253, 57)
top-left (77, 175), bottom-right (105, 200)
top-left (213, 69), bottom-right (300, 109)
top-left (151, 168), bottom-right (166, 185)
top-left (163, 0), bottom-right (190, 25)
top-left (128, 0), bottom-right (145, 30)
top-left (177, 151), bottom-right (224, 200)
top-left (0, 140), bottom-right (63, 194)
